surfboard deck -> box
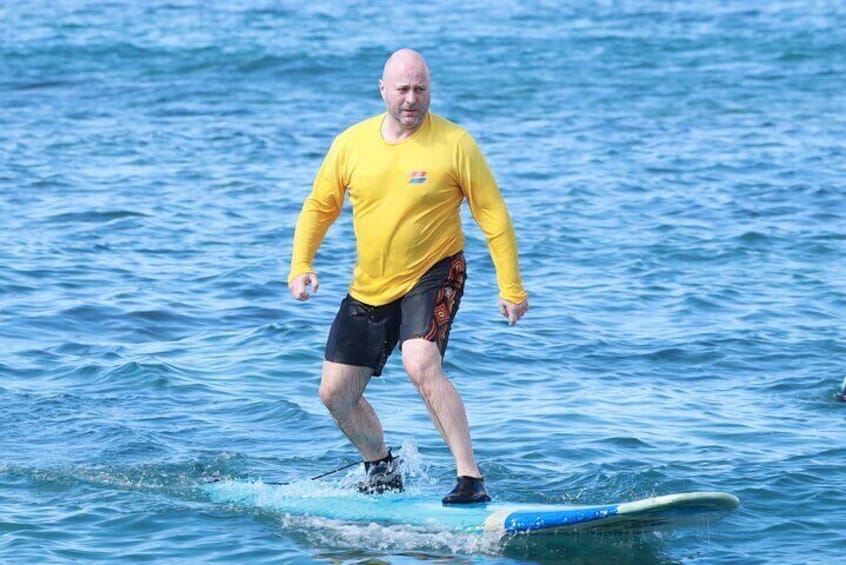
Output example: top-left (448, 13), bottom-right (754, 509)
top-left (204, 481), bottom-right (739, 536)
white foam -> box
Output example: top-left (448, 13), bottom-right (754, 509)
top-left (282, 514), bottom-right (504, 556)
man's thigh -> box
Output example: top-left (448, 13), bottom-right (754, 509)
top-left (324, 294), bottom-right (401, 376)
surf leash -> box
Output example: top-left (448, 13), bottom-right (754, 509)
top-left (307, 460), bottom-right (362, 480)
top-left (264, 459), bottom-right (363, 485)
top-left (204, 455), bottom-right (370, 485)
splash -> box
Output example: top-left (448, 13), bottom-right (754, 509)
top-left (284, 514), bottom-right (504, 556)
top-left (331, 438), bottom-right (436, 494)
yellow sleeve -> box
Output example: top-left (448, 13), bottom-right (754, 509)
top-left (288, 137), bottom-right (348, 284)
top-left (455, 133), bottom-right (528, 303)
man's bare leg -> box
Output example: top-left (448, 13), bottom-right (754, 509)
top-left (401, 338), bottom-right (481, 478)
top-left (318, 361), bottom-right (389, 462)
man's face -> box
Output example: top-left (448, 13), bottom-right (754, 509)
top-left (380, 61), bottom-right (431, 132)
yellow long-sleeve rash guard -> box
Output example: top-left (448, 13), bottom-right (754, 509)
top-left (289, 112), bottom-right (527, 306)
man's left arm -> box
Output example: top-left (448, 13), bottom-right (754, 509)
top-left (456, 133), bottom-right (529, 324)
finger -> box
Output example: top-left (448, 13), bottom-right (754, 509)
top-left (510, 301), bottom-right (530, 325)
top-left (291, 282), bottom-right (309, 301)
top-left (516, 303), bottom-right (527, 320)
top-left (310, 273), bottom-right (320, 294)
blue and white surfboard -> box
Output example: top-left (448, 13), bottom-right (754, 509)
top-left (204, 481), bottom-right (739, 537)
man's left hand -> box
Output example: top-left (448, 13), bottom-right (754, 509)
top-left (499, 297), bottom-right (529, 326)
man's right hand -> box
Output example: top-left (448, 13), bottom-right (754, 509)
top-left (289, 272), bottom-right (320, 301)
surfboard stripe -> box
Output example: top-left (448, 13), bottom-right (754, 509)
top-left (501, 504), bottom-right (620, 533)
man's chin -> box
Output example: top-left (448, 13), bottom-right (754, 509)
top-left (401, 114), bottom-right (422, 129)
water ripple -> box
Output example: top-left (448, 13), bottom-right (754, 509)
top-left (2, 0), bottom-right (846, 563)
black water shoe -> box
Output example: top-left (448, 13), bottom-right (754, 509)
top-left (442, 476), bottom-right (491, 504)
top-left (356, 450), bottom-right (403, 494)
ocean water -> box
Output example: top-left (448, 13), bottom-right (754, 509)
top-left (2, 0), bottom-right (845, 563)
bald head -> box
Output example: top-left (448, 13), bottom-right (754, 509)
top-left (382, 48), bottom-right (430, 83)
top-left (379, 49), bottom-right (432, 140)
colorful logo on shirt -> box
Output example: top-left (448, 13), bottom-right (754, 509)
top-left (409, 171), bottom-right (428, 185)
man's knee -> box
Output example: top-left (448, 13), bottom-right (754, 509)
top-left (402, 339), bottom-right (442, 388)
top-left (319, 362), bottom-right (369, 414)
top-left (318, 378), bottom-right (342, 412)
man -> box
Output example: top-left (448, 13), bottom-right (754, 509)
top-left (288, 48), bottom-right (528, 504)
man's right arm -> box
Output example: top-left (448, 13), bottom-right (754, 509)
top-left (288, 138), bottom-right (347, 299)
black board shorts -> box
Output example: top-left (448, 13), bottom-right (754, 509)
top-left (324, 252), bottom-right (466, 376)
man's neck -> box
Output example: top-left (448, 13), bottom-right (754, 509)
top-left (381, 115), bottom-right (424, 144)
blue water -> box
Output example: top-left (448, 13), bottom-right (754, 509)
top-left (2, 1), bottom-right (845, 563)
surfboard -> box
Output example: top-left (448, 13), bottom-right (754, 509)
top-left (204, 481), bottom-right (739, 537)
